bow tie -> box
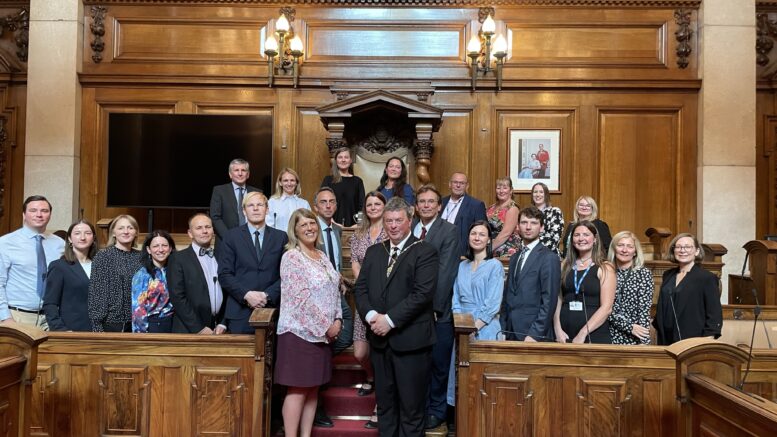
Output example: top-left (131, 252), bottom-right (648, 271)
top-left (199, 247), bottom-right (214, 257)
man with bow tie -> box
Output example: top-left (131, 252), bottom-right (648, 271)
top-left (354, 197), bottom-right (439, 437)
top-left (168, 213), bottom-right (227, 334)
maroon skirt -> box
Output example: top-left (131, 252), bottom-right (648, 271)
top-left (274, 332), bottom-right (333, 387)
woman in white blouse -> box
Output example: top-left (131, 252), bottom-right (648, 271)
top-left (267, 167), bottom-right (311, 232)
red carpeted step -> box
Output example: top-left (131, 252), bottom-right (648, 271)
top-left (330, 353), bottom-right (368, 386)
top-left (311, 419), bottom-right (379, 437)
top-left (321, 386), bottom-right (376, 416)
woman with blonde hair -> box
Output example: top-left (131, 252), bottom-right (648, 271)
top-left (554, 220), bottom-right (616, 344)
top-left (88, 214), bottom-right (143, 332)
top-left (486, 177), bottom-right (521, 258)
top-left (607, 231), bottom-right (654, 345)
top-left (321, 147), bottom-right (365, 227)
top-left (275, 208), bottom-right (342, 437)
top-left (561, 195), bottom-right (611, 257)
top-left (268, 167), bottom-right (311, 232)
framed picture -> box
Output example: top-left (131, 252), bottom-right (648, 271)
top-left (508, 129), bottom-right (561, 192)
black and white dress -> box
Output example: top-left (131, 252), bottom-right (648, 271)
top-left (539, 206), bottom-right (564, 257)
top-left (608, 267), bottom-right (654, 345)
top-left (88, 245), bottom-right (142, 332)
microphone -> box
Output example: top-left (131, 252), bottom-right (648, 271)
top-left (738, 288), bottom-right (762, 390)
top-left (668, 287), bottom-right (683, 342)
top-left (496, 329), bottom-right (553, 342)
top-left (752, 287), bottom-right (773, 349)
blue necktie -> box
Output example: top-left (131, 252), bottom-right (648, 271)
top-left (35, 235), bottom-right (46, 298)
top-left (238, 187), bottom-right (246, 225)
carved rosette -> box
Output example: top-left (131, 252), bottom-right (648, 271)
top-left (0, 117), bottom-right (6, 219)
top-left (90, 6), bottom-right (107, 63)
top-left (674, 9), bottom-right (693, 69)
top-left (0, 8), bottom-right (29, 63)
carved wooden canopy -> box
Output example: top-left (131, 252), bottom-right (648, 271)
top-left (316, 90), bottom-right (443, 184)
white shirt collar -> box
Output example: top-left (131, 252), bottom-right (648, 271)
top-left (390, 232), bottom-right (412, 252)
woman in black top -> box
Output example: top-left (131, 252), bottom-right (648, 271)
top-left (554, 221), bottom-right (616, 344)
top-left (561, 196), bottom-right (611, 258)
top-left (321, 147), bottom-right (365, 227)
top-left (43, 219), bottom-right (99, 331)
top-left (88, 214), bottom-right (143, 332)
top-left (654, 233), bottom-right (723, 345)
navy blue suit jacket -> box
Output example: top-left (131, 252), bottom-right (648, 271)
top-left (441, 194), bottom-right (487, 256)
top-left (43, 258), bottom-right (92, 331)
top-left (216, 224), bottom-right (287, 334)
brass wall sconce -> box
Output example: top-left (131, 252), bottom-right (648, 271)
top-left (467, 13), bottom-right (508, 91)
top-left (263, 9), bottom-right (304, 88)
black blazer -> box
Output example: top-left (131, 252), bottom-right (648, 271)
top-left (209, 183), bottom-right (261, 240)
top-left (216, 224), bottom-right (288, 334)
top-left (441, 194), bottom-right (487, 256)
top-left (500, 243), bottom-right (561, 341)
top-left (167, 246), bottom-right (227, 333)
top-left (43, 258), bottom-right (92, 331)
top-left (412, 217), bottom-right (460, 322)
top-left (654, 263), bottom-right (723, 345)
top-left (561, 218), bottom-right (612, 258)
top-left (354, 235), bottom-right (439, 352)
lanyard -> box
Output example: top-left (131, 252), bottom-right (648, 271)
top-left (573, 265), bottom-right (592, 296)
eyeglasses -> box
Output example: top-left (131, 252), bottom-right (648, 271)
top-left (674, 245), bottom-right (695, 252)
top-left (578, 203), bottom-right (592, 209)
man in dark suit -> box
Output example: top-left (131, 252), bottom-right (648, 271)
top-left (312, 187), bottom-right (354, 428)
top-left (501, 206), bottom-right (561, 342)
top-left (440, 172), bottom-right (487, 256)
top-left (209, 158), bottom-right (261, 241)
top-left (168, 213), bottom-right (227, 334)
top-left (413, 185), bottom-right (460, 431)
top-left (354, 197), bottom-right (439, 437)
top-left (217, 191), bottom-right (288, 334)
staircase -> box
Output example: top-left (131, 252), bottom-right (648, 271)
top-left (314, 353), bottom-right (378, 437)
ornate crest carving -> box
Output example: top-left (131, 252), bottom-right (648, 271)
top-left (0, 7), bottom-right (28, 63)
top-left (758, 13), bottom-right (777, 67)
top-left (357, 126), bottom-right (408, 155)
top-left (90, 6), bottom-right (107, 63)
top-left (673, 8), bottom-right (693, 69)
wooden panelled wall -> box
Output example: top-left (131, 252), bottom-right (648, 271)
top-left (70, 0), bottom-right (703, 236)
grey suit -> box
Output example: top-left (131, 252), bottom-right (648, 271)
top-left (501, 242), bottom-right (561, 341)
top-left (316, 217), bottom-right (353, 354)
top-left (209, 182), bottom-right (261, 240)
top-left (414, 216), bottom-right (460, 422)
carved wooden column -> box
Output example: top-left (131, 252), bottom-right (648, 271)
top-left (325, 121), bottom-right (347, 158)
top-left (249, 308), bottom-right (279, 437)
top-left (413, 122), bottom-right (434, 185)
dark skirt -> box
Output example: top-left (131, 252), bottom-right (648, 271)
top-left (147, 315), bottom-right (173, 333)
top-left (274, 332), bottom-right (332, 388)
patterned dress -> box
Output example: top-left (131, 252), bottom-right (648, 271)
top-left (609, 267), bottom-right (654, 345)
top-left (131, 266), bottom-right (174, 333)
top-left (487, 200), bottom-right (521, 258)
top-left (539, 206), bottom-right (564, 257)
top-left (349, 227), bottom-right (387, 342)
top-left (88, 246), bottom-right (142, 332)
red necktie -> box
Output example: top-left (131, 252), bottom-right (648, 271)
top-left (420, 226), bottom-right (427, 240)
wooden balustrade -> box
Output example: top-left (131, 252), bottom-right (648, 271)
top-left (0, 325), bottom-right (47, 437)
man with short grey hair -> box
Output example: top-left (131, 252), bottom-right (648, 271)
top-left (209, 158), bottom-right (261, 241)
top-left (354, 197), bottom-right (439, 436)
top-left (441, 172), bottom-right (487, 256)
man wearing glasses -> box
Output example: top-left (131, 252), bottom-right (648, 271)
top-left (440, 172), bottom-right (487, 256)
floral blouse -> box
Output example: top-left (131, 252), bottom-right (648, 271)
top-left (487, 200), bottom-right (521, 258)
top-left (349, 228), bottom-right (388, 265)
top-left (131, 266), bottom-right (174, 333)
top-left (278, 248), bottom-right (342, 343)
top-left (609, 266), bottom-right (654, 345)
top-left (539, 206), bottom-right (564, 257)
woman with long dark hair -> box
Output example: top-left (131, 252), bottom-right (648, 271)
top-left (131, 230), bottom-right (176, 333)
top-left (377, 156), bottom-right (414, 204)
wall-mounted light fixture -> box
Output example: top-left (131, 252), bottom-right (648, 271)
top-left (467, 11), bottom-right (508, 91)
top-left (263, 8), bottom-right (304, 88)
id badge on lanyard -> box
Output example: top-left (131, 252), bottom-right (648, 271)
top-left (570, 265), bottom-right (591, 312)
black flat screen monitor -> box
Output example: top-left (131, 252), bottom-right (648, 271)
top-left (107, 113), bottom-right (272, 209)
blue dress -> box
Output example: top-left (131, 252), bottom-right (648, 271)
top-left (448, 258), bottom-right (504, 405)
top-left (378, 183), bottom-right (415, 205)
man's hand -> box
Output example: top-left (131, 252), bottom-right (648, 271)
top-left (370, 314), bottom-right (392, 336)
top-left (524, 335), bottom-right (537, 343)
top-left (198, 326), bottom-right (214, 335)
top-left (244, 291), bottom-right (267, 308)
top-left (214, 325), bottom-right (227, 335)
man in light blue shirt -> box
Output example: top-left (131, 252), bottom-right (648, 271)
top-left (0, 195), bottom-right (65, 327)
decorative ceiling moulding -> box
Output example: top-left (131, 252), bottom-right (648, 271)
top-left (81, 0), bottom-right (701, 8)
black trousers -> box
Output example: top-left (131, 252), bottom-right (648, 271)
top-left (426, 320), bottom-right (454, 420)
top-left (371, 345), bottom-right (432, 437)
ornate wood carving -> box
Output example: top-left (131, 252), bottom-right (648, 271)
top-left (90, 6), bottom-right (107, 64)
top-left (0, 7), bottom-right (28, 64)
top-left (758, 13), bottom-right (777, 67)
top-left (358, 126), bottom-right (408, 155)
top-left (0, 117), bottom-right (5, 220)
top-left (98, 366), bottom-right (150, 437)
top-left (30, 364), bottom-right (58, 437)
top-left (673, 8), bottom-right (692, 69)
top-left (480, 374), bottom-right (534, 436)
top-left (82, 0), bottom-right (702, 7)
top-left (190, 367), bottom-right (245, 436)
top-left (576, 378), bottom-right (632, 436)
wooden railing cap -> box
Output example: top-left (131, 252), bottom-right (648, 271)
top-left (645, 227), bottom-right (672, 238)
top-left (664, 337), bottom-right (748, 363)
top-left (0, 323), bottom-right (48, 346)
top-left (743, 239), bottom-right (777, 252)
top-left (249, 308), bottom-right (278, 327)
top-left (453, 312), bottom-right (477, 335)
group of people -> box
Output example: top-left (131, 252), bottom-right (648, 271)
top-left (0, 153), bottom-right (724, 437)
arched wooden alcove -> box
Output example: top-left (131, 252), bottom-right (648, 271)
top-left (316, 90), bottom-right (443, 191)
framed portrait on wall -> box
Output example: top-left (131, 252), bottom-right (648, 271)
top-left (508, 129), bottom-right (561, 192)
